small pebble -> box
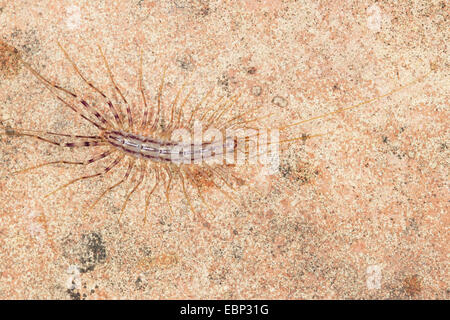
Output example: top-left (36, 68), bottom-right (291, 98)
top-left (251, 86), bottom-right (262, 96)
top-left (272, 95), bottom-right (288, 108)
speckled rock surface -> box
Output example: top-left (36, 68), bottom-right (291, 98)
top-left (0, 1), bottom-right (448, 299)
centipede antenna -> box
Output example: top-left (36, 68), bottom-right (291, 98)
top-left (279, 69), bottom-right (433, 131)
top-left (44, 155), bottom-right (124, 198)
top-left (87, 159), bottom-right (134, 214)
top-left (0, 125), bottom-right (101, 140)
top-left (118, 160), bottom-right (146, 222)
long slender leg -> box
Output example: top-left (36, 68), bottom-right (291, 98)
top-left (16, 132), bottom-right (105, 148)
top-left (175, 87), bottom-right (194, 129)
top-left (19, 59), bottom-right (104, 130)
top-left (0, 122), bottom-right (101, 140)
top-left (217, 104), bottom-right (265, 130)
top-left (57, 41), bottom-right (122, 129)
top-left (144, 167), bottom-right (161, 224)
top-left (97, 45), bottom-right (132, 130)
top-left (228, 112), bottom-right (274, 131)
top-left (178, 166), bottom-right (210, 227)
top-left (204, 163), bottom-right (236, 191)
top-left (162, 165), bottom-right (175, 216)
top-left (198, 167), bottom-right (240, 207)
top-left (152, 67), bottom-right (167, 131)
top-left (87, 159), bottom-right (134, 213)
top-left (187, 88), bottom-right (213, 127)
top-left (205, 93), bottom-right (242, 130)
top-left (183, 167), bottom-right (216, 219)
top-left (13, 149), bottom-right (114, 175)
top-left (52, 82), bottom-right (113, 129)
top-left (138, 47), bottom-right (152, 131)
top-left (217, 165), bottom-right (264, 199)
top-left (199, 95), bottom-right (225, 122)
top-left (168, 80), bottom-right (188, 129)
top-left (166, 86), bottom-right (194, 135)
top-left (118, 160), bottom-right (147, 222)
top-left (44, 155), bottom-right (124, 198)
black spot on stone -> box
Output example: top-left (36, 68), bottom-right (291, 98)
top-left (67, 289), bottom-right (81, 300)
top-left (135, 276), bottom-right (147, 291)
top-left (279, 162), bottom-right (292, 178)
top-left (382, 136), bottom-right (388, 143)
top-left (217, 74), bottom-right (229, 92)
top-left (79, 232), bottom-right (106, 273)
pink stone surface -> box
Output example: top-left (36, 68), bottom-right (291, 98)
top-left (0, 1), bottom-right (448, 299)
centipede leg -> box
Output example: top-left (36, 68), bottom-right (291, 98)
top-left (168, 80), bottom-right (188, 130)
top-left (162, 165), bottom-right (175, 217)
top-left (204, 93), bottom-right (242, 131)
top-left (174, 87), bottom-right (194, 129)
top-left (151, 67), bottom-right (167, 131)
top-left (13, 150), bottom-right (114, 175)
top-left (180, 167), bottom-right (213, 225)
top-left (44, 155), bottom-right (124, 198)
top-left (197, 166), bottom-right (240, 207)
top-left (19, 59), bottom-right (104, 130)
top-left (57, 41), bottom-right (122, 129)
top-left (138, 47), bottom-right (152, 132)
top-left (87, 159), bottom-right (134, 214)
top-left (183, 167), bottom-right (216, 219)
top-left (118, 160), bottom-right (147, 222)
top-left (16, 132), bottom-right (105, 148)
top-left (97, 45), bottom-right (132, 131)
top-left (143, 167), bottom-right (161, 224)
top-left (0, 123), bottom-right (101, 140)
